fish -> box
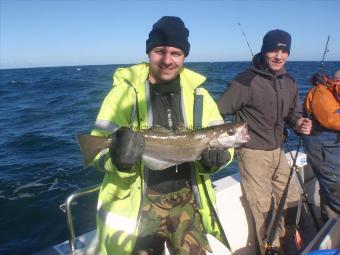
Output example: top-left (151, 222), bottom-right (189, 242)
top-left (77, 121), bottom-right (249, 170)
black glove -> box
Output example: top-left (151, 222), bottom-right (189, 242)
top-left (199, 148), bottom-right (231, 169)
top-left (109, 127), bottom-right (144, 171)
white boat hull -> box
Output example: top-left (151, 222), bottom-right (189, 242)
top-left (35, 151), bottom-right (340, 255)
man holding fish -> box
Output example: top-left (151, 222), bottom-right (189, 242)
top-left (84, 16), bottom-right (249, 255)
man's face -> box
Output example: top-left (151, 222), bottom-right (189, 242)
top-left (148, 46), bottom-right (185, 84)
top-left (265, 49), bottom-right (289, 72)
top-left (334, 77), bottom-right (340, 87)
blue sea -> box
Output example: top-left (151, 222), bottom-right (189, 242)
top-left (0, 61), bottom-right (339, 255)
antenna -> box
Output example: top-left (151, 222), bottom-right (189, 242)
top-left (237, 22), bottom-right (254, 57)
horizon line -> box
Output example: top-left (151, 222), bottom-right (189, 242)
top-left (1, 60), bottom-right (339, 71)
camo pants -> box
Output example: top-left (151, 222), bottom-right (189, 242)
top-left (132, 186), bottom-right (212, 255)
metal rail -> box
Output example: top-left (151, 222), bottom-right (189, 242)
top-left (59, 184), bottom-right (101, 254)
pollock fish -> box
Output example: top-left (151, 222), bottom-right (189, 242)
top-left (77, 122), bottom-right (249, 170)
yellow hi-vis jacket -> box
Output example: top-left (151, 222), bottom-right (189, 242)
top-left (91, 63), bottom-right (234, 255)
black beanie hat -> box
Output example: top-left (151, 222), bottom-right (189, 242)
top-left (146, 16), bottom-right (190, 57)
top-left (261, 29), bottom-right (291, 54)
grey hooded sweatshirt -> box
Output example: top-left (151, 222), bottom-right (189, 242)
top-left (218, 53), bottom-right (302, 150)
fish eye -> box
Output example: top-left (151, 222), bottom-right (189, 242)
top-left (227, 128), bottom-right (235, 136)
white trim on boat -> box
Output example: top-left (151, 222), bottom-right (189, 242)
top-left (34, 151), bottom-right (340, 255)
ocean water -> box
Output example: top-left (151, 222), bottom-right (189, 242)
top-left (0, 61), bottom-right (339, 255)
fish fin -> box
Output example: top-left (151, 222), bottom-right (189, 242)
top-left (142, 155), bottom-right (177, 170)
top-left (143, 126), bottom-right (188, 134)
top-left (176, 125), bottom-right (189, 132)
top-left (76, 134), bottom-right (111, 168)
top-left (148, 126), bottom-right (172, 133)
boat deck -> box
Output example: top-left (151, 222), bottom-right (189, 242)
top-left (34, 151), bottom-right (340, 255)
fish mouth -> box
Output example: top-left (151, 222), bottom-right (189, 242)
top-left (217, 122), bottom-right (250, 147)
top-left (235, 123), bottom-right (250, 145)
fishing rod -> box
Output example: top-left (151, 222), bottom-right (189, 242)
top-left (237, 22), bottom-right (254, 57)
top-left (319, 35), bottom-right (330, 74)
top-left (263, 139), bottom-right (302, 255)
top-left (311, 35), bottom-right (331, 86)
top-left (285, 137), bottom-right (321, 232)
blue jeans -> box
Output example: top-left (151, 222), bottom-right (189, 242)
top-left (303, 131), bottom-right (340, 220)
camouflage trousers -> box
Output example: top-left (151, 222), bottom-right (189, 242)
top-left (132, 185), bottom-right (212, 255)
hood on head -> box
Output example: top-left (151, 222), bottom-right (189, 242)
top-left (251, 53), bottom-right (287, 78)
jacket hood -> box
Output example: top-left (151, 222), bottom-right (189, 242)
top-left (113, 63), bottom-right (149, 88)
top-left (250, 52), bottom-right (287, 79)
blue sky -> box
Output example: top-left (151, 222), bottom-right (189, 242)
top-left (1, 0), bottom-right (339, 69)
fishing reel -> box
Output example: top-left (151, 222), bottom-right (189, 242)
top-left (263, 241), bottom-right (282, 255)
top-left (310, 72), bottom-right (329, 87)
top-left (310, 72), bottom-right (340, 100)
top-left (265, 249), bottom-right (282, 255)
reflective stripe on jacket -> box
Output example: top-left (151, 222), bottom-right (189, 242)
top-left (91, 63), bottom-right (234, 255)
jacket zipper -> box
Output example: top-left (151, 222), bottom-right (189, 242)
top-left (273, 76), bottom-right (279, 148)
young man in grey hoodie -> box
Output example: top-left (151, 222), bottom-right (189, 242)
top-left (218, 29), bottom-right (312, 255)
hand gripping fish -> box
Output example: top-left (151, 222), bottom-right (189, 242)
top-left (77, 122), bottom-right (250, 170)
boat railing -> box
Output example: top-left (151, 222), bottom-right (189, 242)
top-left (59, 184), bottom-right (101, 254)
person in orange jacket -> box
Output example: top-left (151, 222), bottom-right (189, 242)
top-left (303, 70), bottom-right (340, 222)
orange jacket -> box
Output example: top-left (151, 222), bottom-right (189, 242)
top-left (304, 80), bottom-right (340, 131)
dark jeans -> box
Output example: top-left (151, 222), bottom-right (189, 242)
top-left (303, 131), bottom-right (340, 221)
